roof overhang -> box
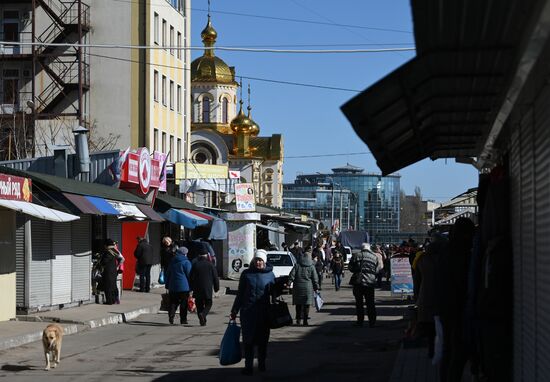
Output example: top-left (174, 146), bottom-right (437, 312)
top-left (341, 0), bottom-right (550, 175)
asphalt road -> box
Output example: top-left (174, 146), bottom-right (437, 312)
top-left (0, 278), bottom-right (408, 382)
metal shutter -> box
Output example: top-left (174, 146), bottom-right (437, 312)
top-left (71, 215), bottom-right (92, 302)
top-left (51, 222), bottom-right (72, 305)
top-left (534, 85), bottom-right (550, 380)
top-left (15, 214), bottom-right (27, 307)
top-left (30, 218), bottom-right (51, 308)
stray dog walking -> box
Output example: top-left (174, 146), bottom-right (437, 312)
top-left (42, 324), bottom-right (63, 371)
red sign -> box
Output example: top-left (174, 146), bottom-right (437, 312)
top-left (120, 148), bottom-right (161, 195)
top-left (0, 173), bottom-right (32, 202)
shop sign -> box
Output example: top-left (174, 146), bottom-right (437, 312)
top-left (390, 256), bottom-right (414, 295)
top-left (120, 148), bottom-right (161, 194)
top-left (0, 173), bottom-right (32, 202)
top-left (174, 162), bottom-right (228, 183)
top-left (153, 151), bottom-right (167, 192)
top-left (235, 183), bottom-right (255, 212)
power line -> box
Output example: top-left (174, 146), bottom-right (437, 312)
top-left (0, 41), bottom-right (415, 54)
top-left (286, 152), bottom-right (371, 159)
top-left (86, 52), bottom-right (362, 93)
top-left (108, 0), bottom-right (412, 34)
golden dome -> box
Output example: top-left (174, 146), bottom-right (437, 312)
top-left (201, 16), bottom-right (217, 44)
top-left (247, 107), bottom-right (260, 136)
top-left (231, 102), bottom-right (254, 134)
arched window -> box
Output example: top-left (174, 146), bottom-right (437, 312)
top-left (202, 98), bottom-right (210, 123)
top-left (222, 98), bottom-right (229, 123)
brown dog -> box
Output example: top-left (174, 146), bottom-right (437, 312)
top-left (42, 324), bottom-right (63, 370)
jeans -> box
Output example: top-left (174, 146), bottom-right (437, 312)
top-left (353, 285), bottom-right (376, 326)
top-left (333, 273), bottom-right (342, 290)
top-left (168, 291), bottom-right (189, 323)
top-left (138, 264), bottom-right (152, 292)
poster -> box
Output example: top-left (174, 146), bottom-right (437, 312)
top-left (235, 183), bottom-right (256, 212)
top-left (390, 256), bottom-right (414, 295)
top-left (227, 222), bottom-right (256, 280)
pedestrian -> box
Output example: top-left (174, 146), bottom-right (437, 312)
top-left (134, 236), bottom-right (155, 292)
top-left (372, 244), bottom-right (385, 288)
top-left (190, 252), bottom-right (220, 326)
top-left (349, 242), bottom-right (381, 327)
top-left (313, 254), bottom-right (324, 290)
top-left (288, 248), bottom-right (319, 326)
top-left (330, 253), bottom-right (345, 291)
top-left (230, 249), bottom-right (275, 376)
top-left (99, 239), bottom-right (125, 305)
top-left (165, 247), bottom-right (192, 325)
top-left (160, 235), bottom-right (176, 271)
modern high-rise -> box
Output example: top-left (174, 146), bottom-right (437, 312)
top-left (283, 164), bottom-right (400, 237)
top-left (0, 0), bottom-right (191, 163)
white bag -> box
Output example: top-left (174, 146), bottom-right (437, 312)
top-left (314, 291), bottom-right (324, 312)
top-left (432, 316), bottom-right (444, 365)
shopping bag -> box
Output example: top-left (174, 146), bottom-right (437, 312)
top-left (158, 270), bottom-right (165, 285)
top-left (432, 316), bottom-right (444, 365)
top-left (187, 296), bottom-right (197, 313)
top-left (314, 291), bottom-right (324, 312)
top-left (268, 298), bottom-right (293, 329)
top-left (159, 293), bottom-right (170, 312)
top-left (219, 320), bottom-right (242, 366)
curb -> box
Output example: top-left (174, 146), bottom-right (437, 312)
top-left (0, 304), bottom-right (160, 351)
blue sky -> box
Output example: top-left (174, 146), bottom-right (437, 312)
top-left (191, 1), bottom-right (479, 202)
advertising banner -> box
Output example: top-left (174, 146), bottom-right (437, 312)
top-left (174, 162), bottom-right (228, 183)
top-left (390, 256), bottom-right (414, 295)
top-left (227, 222), bottom-right (256, 280)
top-left (153, 151), bottom-right (167, 192)
top-left (0, 174), bottom-right (32, 202)
top-left (235, 183), bottom-right (256, 212)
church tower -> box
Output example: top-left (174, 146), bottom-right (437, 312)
top-left (190, 11), bottom-right (238, 135)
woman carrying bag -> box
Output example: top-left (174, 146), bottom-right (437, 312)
top-left (288, 248), bottom-right (319, 326)
top-left (230, 249), bottom-right (275, 376)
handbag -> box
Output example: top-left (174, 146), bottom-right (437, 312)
top-left (314, 291), bottom-right (324, 312)
top-left (268, 298), bottom-right (293, 329)
top-left (159, 293), bottom-right (170, 311)
top-left (219, 320), bottom-right (242, 366)
top-left (158, 270), bottom-right (165, 285)
top-left (187, 296), bottom-right (197, 313)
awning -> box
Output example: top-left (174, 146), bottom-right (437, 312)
top-left (85, 196), bottom-right (119, 215)
top-left (137, 205), bottom-right (164, 222)
top-left (285, 222), bottom-right (311, 229)
top-left (184, 209), bottom-right (213, 221)
top-left (155, 193), bottom-right (201, 211)
top-left (256, 223), bottom-right (285, 234)
top-left (0, 199), bottom-right (79, 222)
top-left (179, 178), bottom-right (238, 194)
top-left (62, 193), bottom-right (102, 215)
top-left (108, 200), bottom-right (147, 219)
top-left (161, 208), bottom-right (210, 229)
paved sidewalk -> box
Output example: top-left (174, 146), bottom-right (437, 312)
top-left (0, 282), bottom-right (230, 351)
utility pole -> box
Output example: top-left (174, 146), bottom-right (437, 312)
top-left (347, 191), bottom-right (351, 229)
top-left (331, 182), bottom-right (335, 232)
top-left (339, 186), bottom-right (343, 231)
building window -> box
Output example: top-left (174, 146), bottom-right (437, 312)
top-left (169, 80), bottom-right (174, 110)
top-left (162, 19), bottom-right (167, 48)
top-left (177, 85), bottom-right (182, 113)
top-left (222, 97), bottom-right (228, 124)
top-left (177, 32), bottom-right (182, 59)
top-left (170, 135), bottom-right (174, 160)
top-left (177, 138), bottom-right (182, 161)
top-left (154, 13), bottom-right (159, 44)
top-left (162, 75), bottom-right (166, 106)
top-left (162, 132), bottom-right (166, 153)
top-left (169, 25), bottom-right (174, 55)
top-left (202, 98), bottom-right (210, 123)
top-left (153, 70), bottom-right (158, 102)
top-left (154, 128), bottom-right (159, 151)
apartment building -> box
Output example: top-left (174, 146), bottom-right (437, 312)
top-left (0, 0), bottom-right (191, 164)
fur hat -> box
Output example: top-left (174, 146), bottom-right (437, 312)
top-left (255, 249), bottom-right (267, 262)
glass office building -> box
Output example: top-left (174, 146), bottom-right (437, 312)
top-left (283, 164), bottom-right (400, 236)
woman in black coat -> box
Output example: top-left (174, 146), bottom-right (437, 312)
top-left (190, 254), bottom-right (220, 326)
top-left (99, 239), bottom-right (125, 305)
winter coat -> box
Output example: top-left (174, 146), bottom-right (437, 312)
top-left (190, 256), bottom-right (220, 299)
top-left (160, 244), bottom-right (176, 270)
top-left (134, 240), bottom-right (155, 265)
top-left (349, 249), bottom-right (380, 287)
top-left (231, 264), bottom-right (276, 345)
top-left (165, 253), bottom-right (192, 293)
top-left (288, 254), bottom-right (319, 305)
top-left (330, 257), bottom-right (344, 275)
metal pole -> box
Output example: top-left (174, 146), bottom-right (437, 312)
top-left (354, 194), bottom-right (358, 230)
top-left (331, 182), bottom-right (335, 232)
top-left (339, 185), bottom-right (343, 231)
top-left (347, 192), bottom-right (351, 230)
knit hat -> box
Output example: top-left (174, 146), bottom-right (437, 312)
top-left (176, 246), bottom-right (189, 256)
top-left (255, 249), bottom-right (267, 262)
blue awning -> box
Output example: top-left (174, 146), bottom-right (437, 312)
top-left (85, 196), bottom-right (119, 215)
top-left (161, 208), bottom-right (210, 229)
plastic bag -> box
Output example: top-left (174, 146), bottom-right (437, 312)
top-left (187, 296), bottom-right (197, 313)
top-left (432, 316), bottom-right (444, 365)
top-left (219, 320), bottom-right (242, 365)
top-left (159, 293), bottom-right (170, 312)
top-left (314, 291), bottom-right (324, 312)
top-left (158, 270), bottom-right (165, 285)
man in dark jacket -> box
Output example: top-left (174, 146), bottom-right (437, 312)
top-left (134, 236), bottom-right (155, 292)
top-left (349, 242), bottom-right (381, 327)
top-left (190, 253), bottom-right (220, 326)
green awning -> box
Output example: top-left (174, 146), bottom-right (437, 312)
top-left (155, 193), bottom-right (201, 212)
top-left (0, 166), bottom-right (147, 205)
